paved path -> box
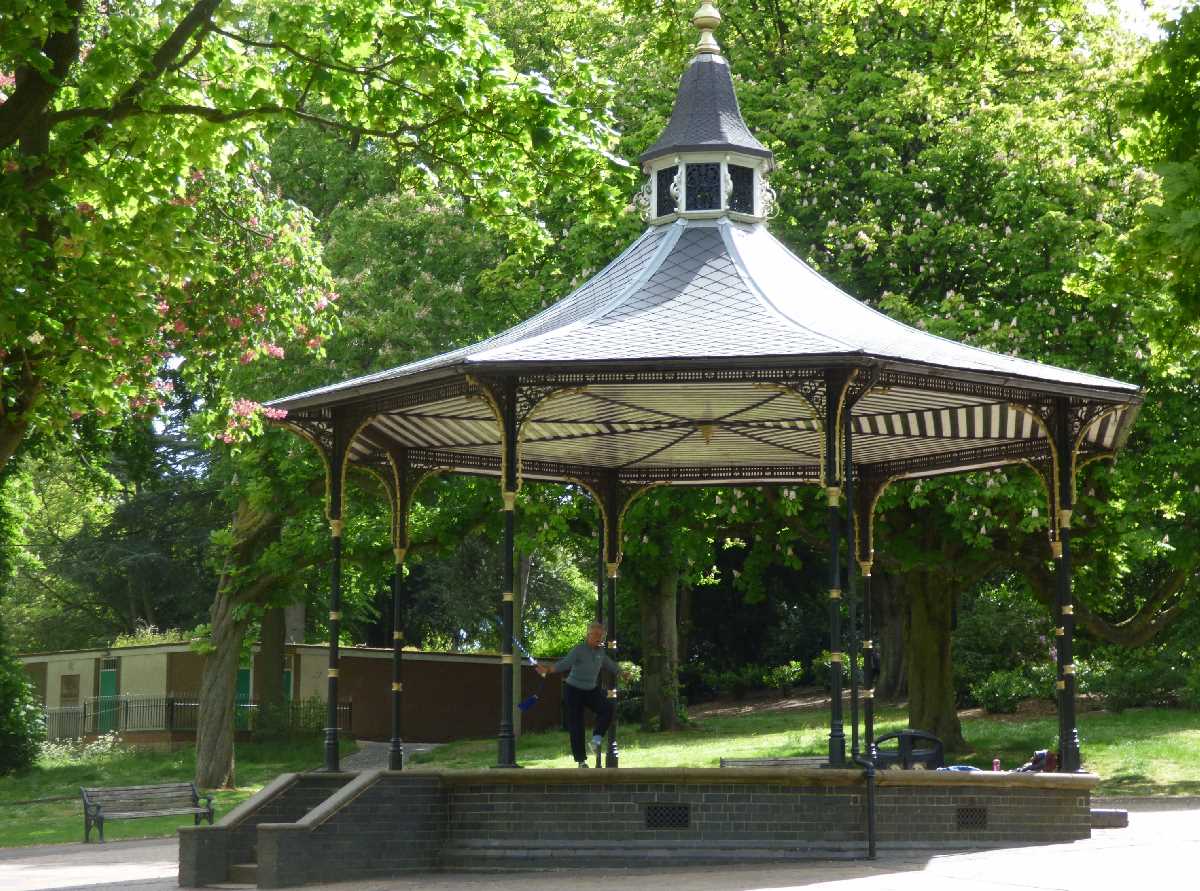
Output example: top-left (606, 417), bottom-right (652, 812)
top-left (2, 800), bottom-right (1196, 891)
top-left (337, 739), bottom-right (442, 771)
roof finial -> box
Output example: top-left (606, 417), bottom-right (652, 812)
top-left (693, 1), bottom-right (722, 55)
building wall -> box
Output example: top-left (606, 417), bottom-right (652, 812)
top-left (44, 655), bottom-right (98, 708)
top-left (295, 648), bottom-right (563, 742)
top-left (167, 651), bottom-right (205, 695)
top-left (23, 661), bottom-right (47, 704)
top-left (120, 652), bottom-right (168, 697)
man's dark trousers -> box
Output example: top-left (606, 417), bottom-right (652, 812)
top-left (564, 683), bottom-right (613, 763)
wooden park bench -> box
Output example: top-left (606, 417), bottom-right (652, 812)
top-left (80, 782), bottom-right (214, 842)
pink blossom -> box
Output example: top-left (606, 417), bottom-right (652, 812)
top-left (232, 398), bottom-right (259, 417)
top-left (262, 407), bottom-right (288, 420)
top-left (190, 169), bottom-right (205, 182)
top-left (2, 160), bottom-right (18, 173)
top-left (249, 216), bottom-right (260, 228)
top-left (306, 336), bottom-right (323, 349)
top-left (70, 411), bottom-right (83, 420)
top-left (173, 319), bottom-right (188, 333)
top-left (131, 396), bottom-right (147, 409)
top-left (295, 324), bottom-right (308, 336)
top-left (108, 336), bottom-right (121, 347)
top-left (76, 202), bottom-right (95, 218)
top-left (315, 297), bottom-right (330, 311)
top-left (227, 316), bottom-right (243, 329)
top-left (156, 300), bottom-right (170, 316)
top-left (114, 373), bottom-right (128, 385)
top-left (327, 291), bottom-right (340, 302)
top-left (251, 304), bottom-right (266, 322)
top-left (239, 350), bottom-right (255, 365)
top-left (0, 73), bottom-right (14, 91)
top-left (265, 344), bottom-right (284, 359)
top-left (169, 195), bottom-right (197, 207)
top-left (264, 235), bottom-right (274, 248)
top-left (220, 433), bottom-right (235, 444)
top-left (249, 270), bottom-right (263, 284)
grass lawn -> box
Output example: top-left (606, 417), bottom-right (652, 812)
top-left (410, 692), bottom-right (1200, 798)
top-left (0, 736), bottom-right (354, 848)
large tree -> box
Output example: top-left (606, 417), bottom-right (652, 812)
top-left (0, 0), bottom-right (612, 472)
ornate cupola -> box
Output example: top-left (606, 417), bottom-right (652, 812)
top-left (637, 2), bottom-right (776, 224)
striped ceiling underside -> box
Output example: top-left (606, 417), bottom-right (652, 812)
top-left (337, 377), bottom-right (1133, 486)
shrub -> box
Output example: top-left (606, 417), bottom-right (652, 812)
top-left (970, 668), bottom-right (1036, 714)
top-left (810, 651), bottom-right (862, 690)
top-left (1084, 648), bottom-right (1184, 713)
top-left (952, 581), bottom-right (1052, 707)
top-left (763, 660), bottom-right (806, 693)
top-left (0, 625), bottom-right (44, 776)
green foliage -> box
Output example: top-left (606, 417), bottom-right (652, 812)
top-left (112, 624), bottom-right (194, 649)
top-left (0, 618), bottom-right (44, 776)
top-left (763, 660), bottom-right (807, 693)
top-left (952, 578), bottom-right (1052, 707)
top-left (1080, 645), bottom-right (1189, 712)
top-left (970, 668), bottom-right (1037, 714)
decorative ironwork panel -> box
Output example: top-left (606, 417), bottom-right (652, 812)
top-left (956, 806), bottom-right (988, 830)
top-left (685, 163), bottom-right (721, 210)
top-left (728, 165), bottom-right (755, 214)
top-left (656, 166), bottom-right (677, 216)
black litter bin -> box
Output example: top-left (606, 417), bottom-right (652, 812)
top-left (873, 729), bottom-right (944, 769)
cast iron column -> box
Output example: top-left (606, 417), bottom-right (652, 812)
top-left (388, 549), bottom-right (405, 770)
top-left (323, 417), bottom-right (349, 772)
top-left (825, 371), bottom-right (846, 767)
top-left (604, 478), bottom-right (620, 768)
top-left (1055, 400), bottom-right (1081, 772)
top-left (844, 409), bottom-right (860, 758)
top-left (861, 561), bottom-right (876, 760)
top-left (596, 528), bottom-right (604, 625)
top-left (497, 379), bottom-right (519, 768)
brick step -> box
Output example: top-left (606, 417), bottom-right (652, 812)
top-left (441, 842), bottom-right (864, 871)
top-left (1091, 809), bottom-right (1128, 828)
top-left (227, 862), bottom-right (258, 884)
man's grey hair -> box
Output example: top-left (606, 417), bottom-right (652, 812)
top-left (587, 621), bottom-right (605, 632)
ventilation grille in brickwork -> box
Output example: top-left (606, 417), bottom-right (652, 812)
top-left (645, 803), bottom-right (691, 829)
top-left (956, 806), bottom-right (988, 830)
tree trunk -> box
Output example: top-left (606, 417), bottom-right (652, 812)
top-left (874, 571), bottom-right (907, 701)
top-left (195, 588), bottom-right (249, 788)
top-left (904, 569), bottom-right (969, 753)
top-left (677, 582), bottom-right (692, 667)
top-left (640, 563), bottom-right (680, 731)
top-left (194, 498), bottom-right (282, 788)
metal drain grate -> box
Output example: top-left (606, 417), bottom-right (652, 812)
top-left (645, 803), bottom-right (691, 829)
top-left (956, 806), bottom-right (988, 830)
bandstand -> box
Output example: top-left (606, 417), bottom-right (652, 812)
top-left (180, 3), bottom-right (1141, 885)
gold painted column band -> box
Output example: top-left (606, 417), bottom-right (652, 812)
top-left (863, 640), bottom-right (874, 650)
top-left (503, 491), bottom-right (516, 511)
top-left (826, 487), bottom-right (842, 506)
top-left (391, 682), bottom-right (402, 692)
top-left (328, 668), bottom-right (339, 678)
top-left (606, 689), bottom-right (617, 699)
top-left (863, 689), bottom-right (874, 699)
top-left (830, 652), bottom-right (843, 663)
top-left (858, 560), bottom-right (873, 577)
top-left (502, 592), bottom-right (514, 602)
top-left (393, 630), bottom-right (404, 641)
top-left (829, 588), bottom-right (842, 600)
top-left (393, 547), bottom-right (407, 564)
top-left (1063, 664), bottom-right (1076, 675)
top-left (1056, 680), bottom-right (1066, 690)
top-left (1050, 541), bottom-right (1063, 559)
top-left (1058, 508), bottom-right (1073, 529)
top-left (1055, 626), bottom-right (1065, 637)
top-left (329, 611), bottom-right (341, 621)
top-left (607, 640), bottom-right (617, 649)
top-left (1062, 605), bottom-right (1074, 616)
top-left (330, 519), bottom-right (344, 537)
top-left (606, 562), bottom-right (620, 579)
top-left (502, 653), bottom-right (518, 664)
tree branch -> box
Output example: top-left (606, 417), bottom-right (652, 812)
top-left (0, 0), bottom-right (84, 152)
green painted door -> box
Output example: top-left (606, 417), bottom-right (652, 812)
top-left (282, 669), bottom-right (293, 702)
top-left (98, 664), bottom-right (118, 732)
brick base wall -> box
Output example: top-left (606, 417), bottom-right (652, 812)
top-left (181, 767), bottom-right (1098, 888)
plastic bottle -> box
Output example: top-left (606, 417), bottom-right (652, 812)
top-left (992, 757), bottom-right (1001, 771)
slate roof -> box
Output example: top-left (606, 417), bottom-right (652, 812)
top-left (639, 53), bottom-right (773, 165)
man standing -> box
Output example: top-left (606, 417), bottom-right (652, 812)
top-left (534, 622), bottom-right (617, 767)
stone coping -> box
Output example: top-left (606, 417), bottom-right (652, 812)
top-left (365, 766), bottom-right (1099, 791)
